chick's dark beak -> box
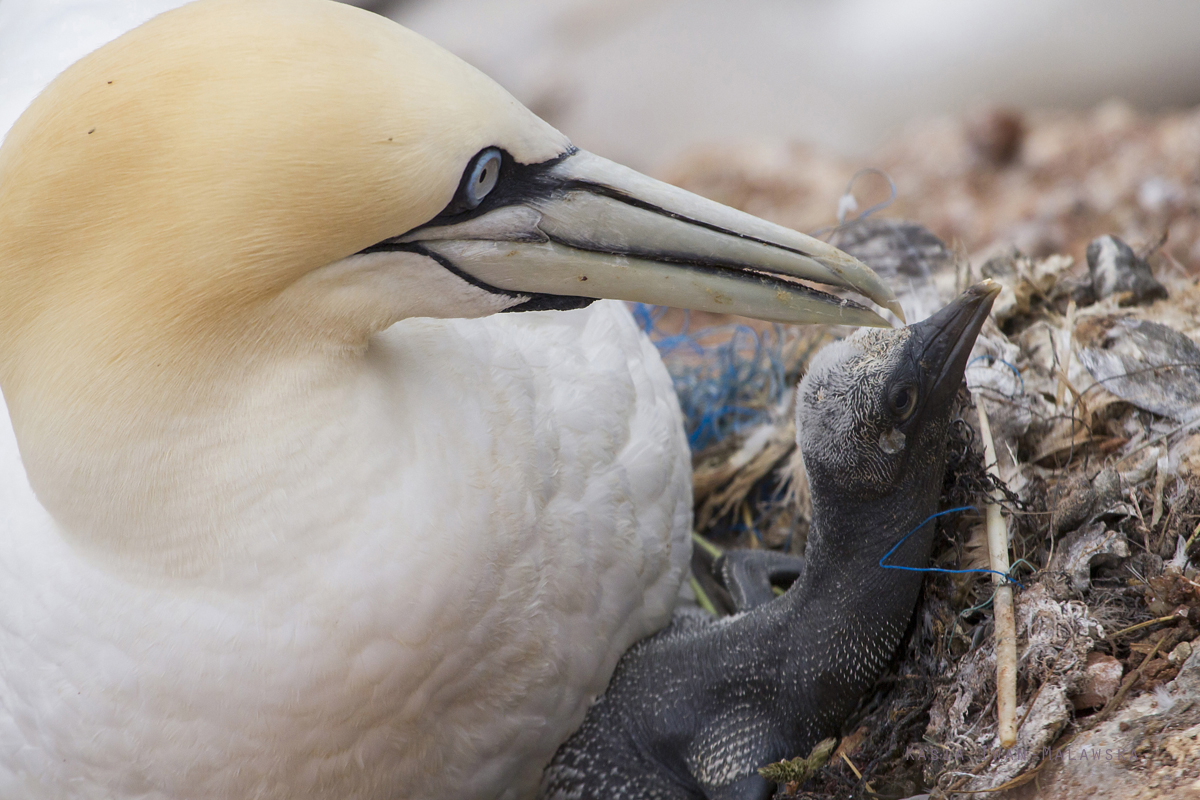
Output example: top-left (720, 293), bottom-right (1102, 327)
top-left (910, 280), bottom-right (1002, 406)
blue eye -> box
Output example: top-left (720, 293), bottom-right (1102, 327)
top-left (463, 148), bottom-right (501, 209)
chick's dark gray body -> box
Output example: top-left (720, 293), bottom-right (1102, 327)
top-left (539, 284), bottom-right (1000, 800)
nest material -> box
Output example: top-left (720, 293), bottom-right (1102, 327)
top-left (652, 101), bottom-right (1200, 800)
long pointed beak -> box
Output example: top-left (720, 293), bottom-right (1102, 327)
top-left (911, 280), bottom-right (1002, 406)
top-left (393, 149), bottom-right (902, 327)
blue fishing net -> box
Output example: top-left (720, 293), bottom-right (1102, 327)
top-left (631, 304), bottom-right (795, 451)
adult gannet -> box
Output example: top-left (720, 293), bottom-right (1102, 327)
top-left (0, 1), bottom-right (899, 798)
top-left (541, 283), bottom-right (1000, 799)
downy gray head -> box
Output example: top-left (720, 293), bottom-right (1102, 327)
top-left (796, 281), bottom-right (1001, 572)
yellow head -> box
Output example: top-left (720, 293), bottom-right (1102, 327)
top-left (0, 0), bottom-right (565, 382)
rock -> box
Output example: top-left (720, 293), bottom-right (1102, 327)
top-left (1176, 641), bottom-right (1200, 696)
top-left (1050, 521), bottom-right (1130, 593)
top-left (1050, 474), bottom-right (1096, 535)
top-left (1170, 641), bottom-right (1194, 666)
top-left (1172, 434), bottom-right (1200, 481)
top-left (1050, 467), bottom-right (1122, 536)
top-left (967, 107), bottom-right (1026, 167)
top-left (1072, 652), bottom-right (1124, 710)
top-left (1076, 316), bottom-right (1200, 422)
top-left (1086, 234), bottom-right (1168, 306)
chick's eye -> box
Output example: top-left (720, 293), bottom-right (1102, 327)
top-left (461, 147), bottom-right (501, 209)
top-left (890, 385), bottom-right (917, 419)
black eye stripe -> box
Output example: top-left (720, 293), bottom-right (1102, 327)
top-left (413, 146), bottom-right (578, 227)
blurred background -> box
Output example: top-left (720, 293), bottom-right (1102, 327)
top-left (348, 0), bottom-right (1200, 172)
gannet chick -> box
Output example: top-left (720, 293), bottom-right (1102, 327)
top-left (540, 282), bottom-right (1001, 800)
top-left (0, 1), bottom-right (902, 798)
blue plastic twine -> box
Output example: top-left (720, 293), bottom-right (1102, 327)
top-left (631, 303), bottom-right (790, 451)
top-left (879, 505), bottom-right (1025, 588)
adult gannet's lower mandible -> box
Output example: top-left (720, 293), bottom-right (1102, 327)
top-left (0, 1), bottom-right (897, 798)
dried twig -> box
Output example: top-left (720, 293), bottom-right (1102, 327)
top-left (975, 393), bottom-right (1017, 748)
top-left (1151, 449), bottom-right (1168, 528)
top-left (839, 751), bottom-right (876, 795)
top-left (1054, 298), bottom-right (1076, 410)
top-left (1106, 611), bottom-right (1183, 641)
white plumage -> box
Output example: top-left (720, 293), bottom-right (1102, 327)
top-left (0, 301), bottom-right (690, 798)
